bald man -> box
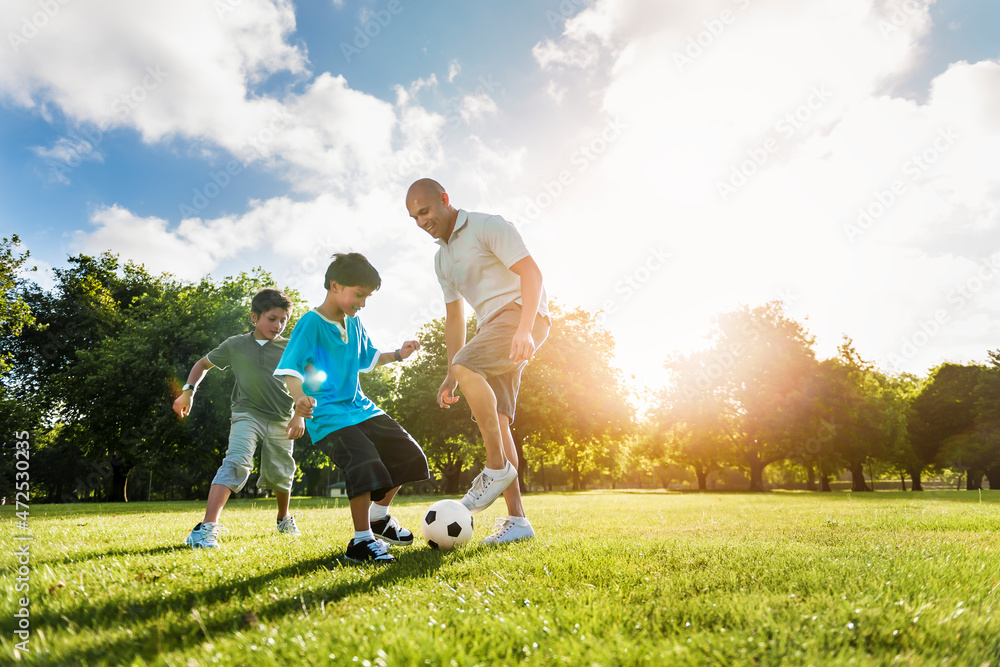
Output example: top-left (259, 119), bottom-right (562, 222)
top-left (406, 178), bottom-right (550, 545)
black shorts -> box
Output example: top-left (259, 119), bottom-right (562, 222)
top-left (317, 414), bottom-right (430, 501)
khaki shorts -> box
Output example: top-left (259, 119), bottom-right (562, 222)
top-left (212, 412), bottom-right (296, 494)
top-left (452, 301), bottom-right (550, 422)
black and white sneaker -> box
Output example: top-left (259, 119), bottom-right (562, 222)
top-left (344, 538), bottom-right (395, 564)
top-left (370, 515), bottom-right (414, 546)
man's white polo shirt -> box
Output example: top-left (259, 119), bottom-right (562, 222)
top-left (434, 209), bottom-right (549, 328)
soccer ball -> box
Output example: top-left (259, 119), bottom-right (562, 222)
top-left (421, 499), bottom-right (474, 549)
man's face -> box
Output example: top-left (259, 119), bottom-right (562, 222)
top-left (407, 189), bottom-right (453, 240)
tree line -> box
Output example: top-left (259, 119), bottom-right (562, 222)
top-left (1, 237), bottom-right (997, 501)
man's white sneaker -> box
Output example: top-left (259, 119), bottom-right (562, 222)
top-left (482, 517), bottom-right (535, 546)
top-left (185, 522), bottom-right (228, 548)
top-left (461, 461), bottom-right (518, 514)
top-left (276, 514), bottom-right (301, 536)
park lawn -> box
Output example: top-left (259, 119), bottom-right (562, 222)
top-left (2, 491), bottom-right (999, 666)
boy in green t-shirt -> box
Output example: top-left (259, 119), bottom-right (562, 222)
top-left (173, 288), bottom-right (305, 548)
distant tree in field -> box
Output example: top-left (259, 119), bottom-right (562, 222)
top-left (652, 356), bottom-right (732, 490)
top-left (972, 350), bottom-right (1000, 489)
top-left (815, 341), bottom-right (909, 492)
top-left (909, 363), bottom-right (984, 490)
top-left (672, 302), bottom-right (819, 491)
top-left (517, 304), bottom-right (634, 491)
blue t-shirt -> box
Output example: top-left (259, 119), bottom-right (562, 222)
top-left (273, 309), bottom-right (384, 442)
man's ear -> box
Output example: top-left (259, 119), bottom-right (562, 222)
top-left (442, 192), bottom-right (450, 207)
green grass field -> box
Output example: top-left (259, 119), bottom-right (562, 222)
top-left (2, 491), bottom-right (999, 666)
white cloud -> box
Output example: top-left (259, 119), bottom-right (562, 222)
top-left (522, 0), bottom-right (1000, 381)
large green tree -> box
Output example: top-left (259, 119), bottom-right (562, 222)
top-left (908, 363), bottom-right (984, 490)
top-left (686, 301), bottom-right (819, 491)
top-left (517, 304), bottom-right (634, 491)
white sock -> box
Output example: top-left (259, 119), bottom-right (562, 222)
top-left (369, 503), bottom-right (389, 522)
top-left (485, 465), bottom-right (508, 479)
top-left (509, 516), bottom-right (530, 527)
top-left (354, 529), bottom-right (375, 542)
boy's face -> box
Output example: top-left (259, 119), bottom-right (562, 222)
top-left (250, 307), bottom-right (290, 340)
top-left (330, 282), bottom-right (374, 318)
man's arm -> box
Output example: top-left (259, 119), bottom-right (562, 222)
top-left (508, 255), bottom-right (544, 362)
top-left (438, 299), bottom-right (466, 408)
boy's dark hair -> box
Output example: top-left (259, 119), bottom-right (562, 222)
top-left (251, 287), bottom-right (292, 315)
top-left (324, 253), bottom-right (381, 291)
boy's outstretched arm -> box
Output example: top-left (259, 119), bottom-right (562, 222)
top-left (375, 339), bottom-right (421, 367)
top-left (172, 356), bottom-right (214, 418)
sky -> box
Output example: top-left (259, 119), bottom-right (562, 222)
top-left (2, 0), bottom-right (999, 395)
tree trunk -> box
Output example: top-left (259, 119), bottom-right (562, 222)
top-left (748, 458), bottom-right (766, 492)
top-left (966, 471), bottom-right (983, 491)
top-left (442, 462), bottom-right (462, 495)
top-left (805, 463), bottom-right (817, 491)
top-left (899, 473), bottom-right (906, 491)
top-left (514, 434), bottom-right (527, 493)
top-left (849, 461), bottom-right (871, 492)
top-left (820, 474), bottom-right (831, 492)
top-left (910, 468), bottom-right (923, 491)
top-left (985, 466), bottom-right (1000, 490)
top-left (695, 466), bottom-right (708, 491)
top-left (109, 458), bottom-right (131, 502)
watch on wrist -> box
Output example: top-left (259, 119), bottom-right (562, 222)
top-left (182, 384), bottom-right (195, 392)
top-left (394, 349), bottom-right (402, 362)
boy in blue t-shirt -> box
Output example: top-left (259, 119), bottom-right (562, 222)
top-left (274, 253), bottom-right (430, 564)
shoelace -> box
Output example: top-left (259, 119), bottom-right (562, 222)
top-left (200, 524), bottom-right (229, 545)
top-left (468, 472), bottom-right (491, 499)
top-left (489, 518), bottom-right (513, 537)
top-left (365, 539), bottom-right (391, 559)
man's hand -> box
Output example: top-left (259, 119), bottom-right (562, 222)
top-left (509, 329), bottom-right (536, 362)
top-left (173, 392), bottom-right (193, 418)
top-left (295, 395), bottom-right (317, 419)
top-left (437, 375), bottom-right (460, 409)
top-left (399, 339), bottom-right (421, 359)
top-left (287, 414), bottom-right (305, 439)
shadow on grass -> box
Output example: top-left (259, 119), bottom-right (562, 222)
top-left (23, 545), bottom-right (474, 664)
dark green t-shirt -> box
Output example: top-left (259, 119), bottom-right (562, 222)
top-left (206, 333), bottom-right (294, 422)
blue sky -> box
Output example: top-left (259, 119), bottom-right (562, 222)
top-left (2, 0), bottom-right (999, 392)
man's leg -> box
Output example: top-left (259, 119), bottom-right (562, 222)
top-left (451, 363), bottom-right (506, 469)
top-left (498, 413), bottom-right (525, 518)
